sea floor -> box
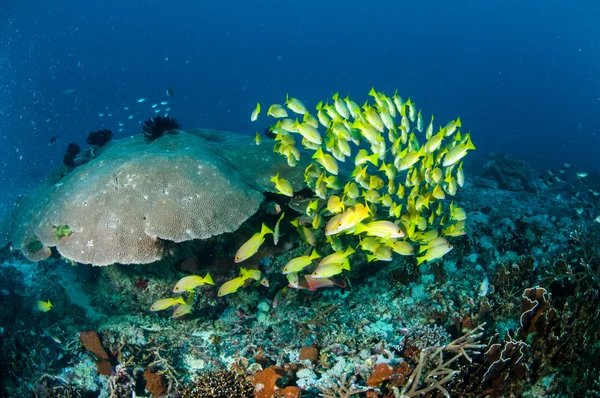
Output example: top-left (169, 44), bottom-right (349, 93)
top-left (1, 152), bottom-right (600, 397)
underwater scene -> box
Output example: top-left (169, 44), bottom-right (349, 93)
top-left (1, 1), bottom-right (600, 397)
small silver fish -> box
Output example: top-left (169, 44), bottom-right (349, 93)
top-left (478, 276), bottom-right (489, 297)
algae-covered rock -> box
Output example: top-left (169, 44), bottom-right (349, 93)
top-left (12, 129), bottom-right (305, 266)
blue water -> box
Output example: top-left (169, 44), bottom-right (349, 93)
top-left (1, 0), bottom-right (599, 190)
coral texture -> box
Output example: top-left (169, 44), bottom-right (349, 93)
top-left (11, 129), bottom-right (305, 265)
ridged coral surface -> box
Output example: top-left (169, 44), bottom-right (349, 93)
top-left (11, 129), bottom-right (304, 266)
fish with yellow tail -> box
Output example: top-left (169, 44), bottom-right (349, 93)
top-left (354, 220), bottom-right (405, 239)
top-left (416, 241), bottom-right (453, 265)
top-left (150, 297), bottom-right (186, 311)
top-left (442, 134), bottom-right (475, 167)
top-left (311, 258), bottom-right (351, 279)
top-left (267, 104), bottom-right (288, 118)
top-left (313, 147), bottom-right (339, 175)
top-left (270, 173), bottom-right (294, 197)
top-left (273, 212), bottom-right (285, 245)
top-left (250, 103), bottom-right (260, 121)
top-left (172, 292), bottom-right (195, 318)
top-left (318, 246), bottom-right (355, 268)
top-left (173, 273), bottom-right (214, 293)
top-left (37, 300), bottom-right (53, 312)
top-left (234, 223), bottom-right (274, 263)
top-left (218, 268), bottom-right (255, 296)
top-left (282, 249), bottom-right (320, 274)
top-left (385, 240), bottom-right (414, 256)
top-left (285, 94), bottom-right (307, 115)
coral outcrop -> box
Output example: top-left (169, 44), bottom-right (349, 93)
top-left (11, 129), bottom-right (306, 265)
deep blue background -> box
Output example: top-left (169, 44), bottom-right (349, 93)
top-left (0, 0), bottom-right (599, 193)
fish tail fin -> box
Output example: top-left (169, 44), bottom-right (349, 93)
top-left (344, 245), bottom-right (356, 256)
top-left (416, 255), bottom-right (427, 265)
top-left (309, 249), bottom-right (320, 261)
top-left (260, 223), bottom-right (274, 236)
top-left (203, 273), bottom-right (214, 285)
top-left (466, 135), bottom-right (476, 150)
top-left (341, 258), bottom-right (351, 270)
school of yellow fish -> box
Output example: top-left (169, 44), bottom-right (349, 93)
top-left (152, 88), bottom-right (475, 313)
top-left (246, 88), bottom-right (475, 286)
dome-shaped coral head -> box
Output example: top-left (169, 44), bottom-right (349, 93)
top-left (86, 129), bottom-right (113, 147)
top-left (63, 143), bottom-right (81, 167)
top-left (142, 116), bottom-right (182, 141)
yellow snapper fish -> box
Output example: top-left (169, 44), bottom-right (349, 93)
top-left (355, 149), bottom-right (379, 167)
top-left (363, 104), bottom-right (385, 133)
top-left (343, 96), bottom-right (361, 119)
top-left (254, 132), bottom-right (262, 145)
top-left (315, 101), bottom-right (332, 127)
top-left (313, 147), bottom-right (339, 175)
top-left (332, 93), bottom-right (350, 119)
top-left (150, 297), bottom-right (186, 311)
top-left (282, 249), bottom-right (320, 274)
top-left (450, 203), bottom-right (467, 221)
top-left (285, 95), bottom-right (307, 114)
top-left (442, 135), bottom-right (475, 167)
top-left (366, 245), bottom-right (393, 262)
top-left (311, 258), bottom-right (350, 279)
top-left (324, 204), bottom-right (370, 236)
top-left (270, 173), bottom-right (294, 197)
top-left (456, 162), bottom-right (465, 187)
top-left (286, 272), bottom-right (300, 288)
top-left (304, 112), bottom-right (319, 128)
top-left (218, 268), bottom-right (254, 296)
top-left (398, 147), bottom-right (426, 171)
top-left (416, 241), bottom-right (453, 265)
top-left (318, 246), bottom-right (355, 267)
top-left (37, 300), bottom-right (53, 312)
top-left (234, 223), bottom-right (274, 263)
top-left (250, 103), bottom-right (260, 121)
top-left (267, 104), bottom-right (288, 118)
top-left (354, 220), bottom-right (405, 239)
top-left (418, 237), bottom-right (449, 253)
top-left (173, 273), bottom-right (215, 293)
top-left (385, 240), bottom-right (414, 256)
top-left (273, 212), bottom-right (285, 245)
top-left (327, 195), bottom-right (345, 214)
top-left (294, 121), bottom-right (323, 145)
top-left (172, 292), bottom-right (195, 318)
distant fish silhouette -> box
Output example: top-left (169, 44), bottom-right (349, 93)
top-left (48, 136), bottom-right (59, 146)
top-left (166, 88), bottom-right (174, 97)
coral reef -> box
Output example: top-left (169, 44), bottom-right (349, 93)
top-left (477, 152), bottom-right (537, 192)
top-left (11, 129), bottom-right (307, 265)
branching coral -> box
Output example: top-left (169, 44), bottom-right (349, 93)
top-left (317, 373), bottom-right (368, 398)
top-left (142, 116), bottom-right (181, 141)
top-left (394, 324), bottom-right (486, 398)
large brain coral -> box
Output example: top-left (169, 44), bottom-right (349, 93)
top-left (12, 129), bottom-right (304, 266)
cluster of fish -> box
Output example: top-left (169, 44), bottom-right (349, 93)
top-left (149, 272), bottom-right (213, 318)
top-left (542, 163), bottom-right (600, 223)
top-left (247, 88), bottom-right (474, 286)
